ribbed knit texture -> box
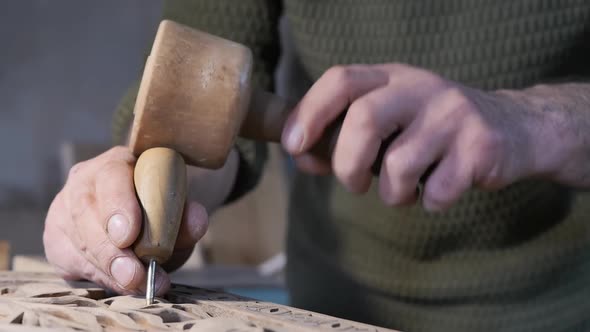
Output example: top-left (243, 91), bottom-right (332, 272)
top-left (112, 1), bottom-right (590, 331)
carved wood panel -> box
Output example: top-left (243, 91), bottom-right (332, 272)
top-left (0, 272), bottom-right (398, 332)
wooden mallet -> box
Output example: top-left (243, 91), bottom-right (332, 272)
top-left (128, 20), bottom-right (389, 303)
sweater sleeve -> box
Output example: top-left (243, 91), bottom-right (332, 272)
top-left (112, 0), bottom-right (283, 204)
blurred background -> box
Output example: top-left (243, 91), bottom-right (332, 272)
top-left (0, 0), bottom-right (289, 304)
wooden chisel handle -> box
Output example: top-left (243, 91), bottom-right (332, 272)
top-left (132, 147), bottom-right (187, 265)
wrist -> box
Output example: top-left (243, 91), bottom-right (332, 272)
top-left (497, 86), bottom-right (580, 183)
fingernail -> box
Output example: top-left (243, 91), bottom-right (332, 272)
top-left (110, 257), bottom-right (137, 288)
top-left (284, 123), bottom-right (304, 153)
top-left (107, 214), bottom-right (129, 246)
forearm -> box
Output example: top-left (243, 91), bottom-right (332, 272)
top-left (498, 83), bottom-right (590, 187)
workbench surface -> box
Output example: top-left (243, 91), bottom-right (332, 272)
top-left (0, 271), bottom-right (398, 332)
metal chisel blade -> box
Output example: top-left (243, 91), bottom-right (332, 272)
top-left (146, 259), bottom-right (156, 305)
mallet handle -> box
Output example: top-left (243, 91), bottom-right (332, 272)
top-left (241, 89), bottom-right (393, 175)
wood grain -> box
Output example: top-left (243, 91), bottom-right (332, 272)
top-left (0, 271), bottom-right (399, 332)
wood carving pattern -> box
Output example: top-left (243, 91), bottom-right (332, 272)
top-left (0, 272), bottom-right (398, 332)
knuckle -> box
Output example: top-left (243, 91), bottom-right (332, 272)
top-left (63, 169), bottom-right (96, 215)
top-left (67, 161), bottom-right (87, 181)
top-left (97, 146), bottom-right (136, 169)
top-left (94, 162), bottom-right (133, 197)
top-left (384, 152), bottom-right (399, 176)
top-left (424, 167), bottom-right (471, 210)
top-left (326, 65), bottom-right (350, 80)
top-left (95, 160), bottom-right (137, 209)
top-left (347, 99), bottom-right (379, 134)
top-left (385, 151), bottom-right (418, 180)
top-left (325, 65), bottom-right (355, 89)
top-left (399, 158), bottom-right (419, 179)
top-left (105, 145), bottom-right (133, 160)
top-left (426, 178), bottom-right (453, 206)
top-left (72, 190), bottom-right (95, 219)
top-left (383, 62), bottom-right (405, 73)
top-left (381, 63), bottom-right (420, 79)
top-left (381, 154), bottom-right (421, 206)
top-left (87, 238), bottom-right (115, 270)
top-left (98, 159), bottom-right (130, 179)
top-left (109, 145), bottom-right (128, 154)
top-left (443, 88), bottom-right (475, 116)
top-left (379, 181), bottom-right (413, 207)
top-left (333, 158), bottom-right (362, 189)
top-left (472, 131), bottom-right (505, 178)
top-left (477, 130), bottom-right (504, 153)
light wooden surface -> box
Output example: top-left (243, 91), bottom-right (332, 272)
top-left (11, 256), bottom-right (54, 273)
top-left (0, 241), bottom-right (9, 271)
top-left (0, 271), bottom-right (398, 332)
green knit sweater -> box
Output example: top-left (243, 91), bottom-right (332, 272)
top-left (113, 1), bottom-right (590, 331)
